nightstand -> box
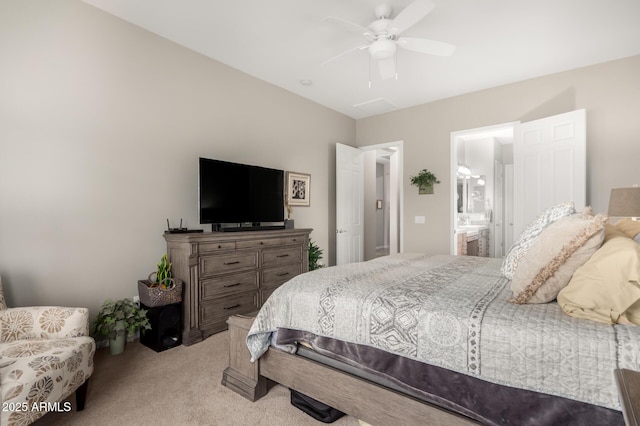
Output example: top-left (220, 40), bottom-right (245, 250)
top-left (615, 368), bottom-right (640, 426)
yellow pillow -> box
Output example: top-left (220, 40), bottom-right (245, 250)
top-left (615, 218), bottom-right (640, 239)
top-left (604, 222), bottom-right (629, 242)
top-left (557, 233), bottom-right (640, 324)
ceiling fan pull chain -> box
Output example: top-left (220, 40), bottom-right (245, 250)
top-left (368, 55), bottom-right (372, 88)
top-left (395, 49), bottom-right (399, 80)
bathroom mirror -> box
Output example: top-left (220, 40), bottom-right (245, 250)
top-left (457, 175), bottom-right (486, 214)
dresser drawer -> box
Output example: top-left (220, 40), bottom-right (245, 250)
top-left (199, 241), bottom-right (236, 253)
top-left (200, 291), bottom-right (258, 327)
top-left (199, 251), bottom-right (258, 276)
top-left (236, 238), bottom-right (282, 249)
top-left (262, 246), bottom-right (302, 266)
top-left (262, 263), bottom-right (302, 289)
top-left (281, 235), bottom-right (305, 246)
top-left (201, 271), bottom-right (258, 300)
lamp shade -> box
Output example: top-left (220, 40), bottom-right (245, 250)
top-left (608, 187), bottom-right (640, 217)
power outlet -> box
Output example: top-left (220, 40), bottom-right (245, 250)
top-left (133, 295), bottom-right (140, 307)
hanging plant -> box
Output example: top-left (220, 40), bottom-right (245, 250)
top-left (410, 169), bottom-right (441, 194)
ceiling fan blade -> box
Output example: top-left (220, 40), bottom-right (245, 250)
top-left (389, 0), bottom-right (435, 36)
top-left (322, 16), bottom-right (375, 41)
top-left (321, 43), bottom-right (370, 66)
top-left (397, 37), bottom-right (456, 56)
top-left (377, 57), bottom-right (397, 80)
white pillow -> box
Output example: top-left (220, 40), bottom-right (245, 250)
top-left (501, 202), bottom-right (576, 279)
top-left (510, 212), bottom-right (606, 304)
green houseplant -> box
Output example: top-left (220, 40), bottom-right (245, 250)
top-left (150, 253), bottom-right (173, 289)
top-left (410, 169), bottom-right (441, 194)
top-left (309, 239), bottom-right (324, 271)
top-left (91, 298), bottom-right (151, 355)
top-left (138, 254), bottom-right (182, 307)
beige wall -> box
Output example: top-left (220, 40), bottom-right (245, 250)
top-left (356, 55), bottom-right (640, 254)
top-left (0, 0), bottom-right (355, 312)
top-left (2, 1), bottom-right (638, 315)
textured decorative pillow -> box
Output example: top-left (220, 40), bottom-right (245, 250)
top-left (558, 233), bottom-right (640, 324)
top-left (501, 201), bottom-right (576, 279)
top-left (510, 211), bottom-right (607, 304)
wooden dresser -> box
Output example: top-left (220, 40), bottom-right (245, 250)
top-left (164, 228), bottom-right (312, 345)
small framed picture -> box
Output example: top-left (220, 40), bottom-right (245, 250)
top-left (286, 171), bottom-right (311, 207)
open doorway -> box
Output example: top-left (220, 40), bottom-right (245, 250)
top-left (335, 141), bottom-right (403, 265)
top-left (450, 123), bottom-right (516, 258)
top-left (450, 109), bottom-right (586, 258)
top-left (362, 141), bottom-right (403, 261)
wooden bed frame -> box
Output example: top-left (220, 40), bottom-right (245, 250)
top-left (221, 314), bottom-right (478, 426)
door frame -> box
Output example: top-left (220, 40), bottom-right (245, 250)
top-left (359, 141), bottom-right (404, 256)
top-left (336, 141), bottom-right (404, 264)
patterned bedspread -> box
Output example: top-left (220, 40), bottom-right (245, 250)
top-left (247, 253), bottom-right (640, 409)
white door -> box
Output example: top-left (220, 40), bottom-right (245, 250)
top-left (336, 143), bottom-right (364, 265)
top-left (513, 109), bottom-right (586, 239)
top-left (504, 164), bottom-right (515, 252)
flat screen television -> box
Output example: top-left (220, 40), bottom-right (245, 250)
top-left (199, 157), bottom-right (285, 229)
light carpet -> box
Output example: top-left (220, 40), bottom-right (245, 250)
top-left (33, 331), bottom-right (361, 426)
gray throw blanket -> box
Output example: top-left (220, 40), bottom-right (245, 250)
top-left (247, 253), bottom-right (640, 409)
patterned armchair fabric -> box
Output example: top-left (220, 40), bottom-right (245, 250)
top-left (0, 277), bottom-right (95, 426)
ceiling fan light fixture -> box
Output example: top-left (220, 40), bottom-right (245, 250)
top-left (369, 38), bottom-right (396, 59)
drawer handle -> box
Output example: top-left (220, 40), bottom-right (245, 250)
top-left (276, 254), bottom-right (290, 258)
top-left (224, 304), bottom-right (240, 310)
top-left (277, 272), bottom-right (290, 277)
top-left (223, 283), bottom-right (241, 288)
top-left (224, 261), bottom-right (240, 265)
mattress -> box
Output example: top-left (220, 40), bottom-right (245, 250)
top-left (247, 253), bottom-right (640, 420)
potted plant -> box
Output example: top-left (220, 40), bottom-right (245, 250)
top-left (309, 239), bottom-right (324, 271)
top-left (91, 298), bottom-right (151, 355)
top-left (150, 254), bottom-right (173, 289)
top-left (138, 254), bottom-right (183, 307)
top-left (410, 169), bottom-right (441, 194)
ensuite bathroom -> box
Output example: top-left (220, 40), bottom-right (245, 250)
top-left (454, 126), bottom-right (514, 258)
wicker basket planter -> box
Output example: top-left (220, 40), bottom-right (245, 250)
top-left (137, 276), bottom-right (183, 307)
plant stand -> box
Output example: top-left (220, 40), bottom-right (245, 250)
top-left (140, 302), bottom-right (182, 352)
top-left (418, 183), bottom-right (434, 194)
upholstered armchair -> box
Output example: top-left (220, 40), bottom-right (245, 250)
top-left (0, 277), bottom-right (95, 426)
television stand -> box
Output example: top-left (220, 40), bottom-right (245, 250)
top-left (163, 228), bottom-right (312, 345)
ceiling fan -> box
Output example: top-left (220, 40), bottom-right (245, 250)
top-left (322, 0), bottom-right (455, 80)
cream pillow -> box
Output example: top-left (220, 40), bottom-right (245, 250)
top-left (501, 202), bottom-right (576, 279)
top-left (604, 222), bottom-right (628, 242)
top-left (510, 211), bottom-right (607, 304)
top-left (615, 218), bottom-right (640, 240)
top-left (558, 233), bottom-right (640, 324)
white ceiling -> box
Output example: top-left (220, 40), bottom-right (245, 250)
top-left (82, 0), bottom-right (640, 119)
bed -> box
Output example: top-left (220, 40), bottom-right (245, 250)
top-left (222, 206), bottom-right (640, 425)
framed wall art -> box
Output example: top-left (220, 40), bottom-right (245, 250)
top-left (286, 171), bottom-right (311, 207)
